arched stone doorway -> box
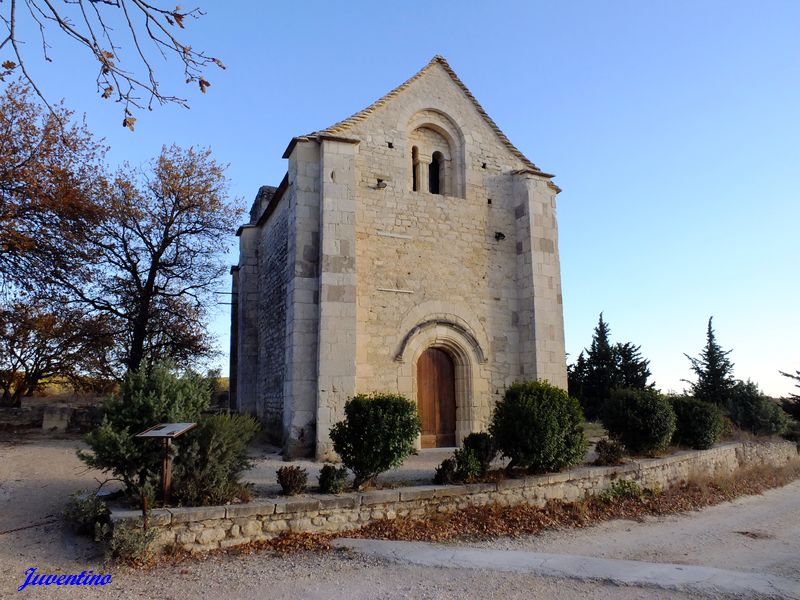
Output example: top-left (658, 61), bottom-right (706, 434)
top-left (416, 347), bottom-right (456, 447)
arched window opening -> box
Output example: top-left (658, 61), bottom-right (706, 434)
top-left (412, 146), bottom-right (419, 192)
top-left (429, 151), bottom-right (443, 195)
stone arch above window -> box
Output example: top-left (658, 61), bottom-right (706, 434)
top-left (407, 110), bottom-right (465, 198)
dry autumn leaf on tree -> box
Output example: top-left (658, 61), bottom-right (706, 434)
top-left (0, 1), bottom-right (224, 128)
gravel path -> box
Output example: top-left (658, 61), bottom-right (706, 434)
top-left (1, 435), bottom-right (796, 599)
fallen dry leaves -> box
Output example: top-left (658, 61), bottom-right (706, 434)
top-left (345, 460), bottom-right (800, 543)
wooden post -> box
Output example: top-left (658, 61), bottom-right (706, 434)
top-left (162, 437), bottom-right (172, 505)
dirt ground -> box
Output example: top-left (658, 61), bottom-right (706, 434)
top-left (1, 434), bottom-right (798, 599)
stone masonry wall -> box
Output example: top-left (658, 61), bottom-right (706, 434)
top-left (256, 200), bottom-right (289, 439)
top-left (110, 441), bottom-right (798, 555)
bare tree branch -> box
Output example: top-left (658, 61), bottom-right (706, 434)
top-left (0, 1), bottom-right (223, 129)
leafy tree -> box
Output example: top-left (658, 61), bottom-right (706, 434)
top-left (0, 1), bottom-right (224, 127)
top-left (62, 145), bottom-right (242, 373)
top-left (0, 82), bottom-right (105, 291)
top-left (581, 313), bottom-right (616, 420)
top-left (0, 300), bottom-right (112, 406)
top-left (613, 342), bottom-right (652, 389)
top-left (779, 370), bottom-right (800, 420)
top-left (684, 317), bottom-right (736, 406)
top-left (727, 379), bottom-right (787, 437)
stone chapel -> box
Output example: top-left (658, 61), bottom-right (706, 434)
top-left (230, 56), bottom-right (567, 459)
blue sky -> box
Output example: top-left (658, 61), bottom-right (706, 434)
top-left (14, 1), bottom-right (799, 396)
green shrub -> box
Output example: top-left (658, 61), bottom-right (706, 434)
top-left (782, 421), bottom-right (800, 445)
top-left (727, 380), bottom-right (788, 436)
top-left (596, 479), bottom-right (645, 504)
top-left (453, 447), bottom-right (482, 483)
top-left (601, 388), bottom-right (676, 455)
top-left (105, 519), bottom-right (158, 566)
top-left (318, 464), bottom-right (348, 494)
top-left (330, 393), bottom-right (421, 489)
top-left (277, 466), bottom-right (307, 495)
top-left (670, 396), bottom-right (724, 449)
top-left (489, 380), bottom-right (587, 473)
top-left (171, 413), bottom-right (259, 506)
top-left (78, 363), bottom-right (211, 504)
top-left (63, 491), bottom-right (110, 535)
top-left (461, 432), bottom-right (496, 476)
top-left (434, 457), bottom-right (457, 485)
top-left (593, 438), bottom-right (624, 466)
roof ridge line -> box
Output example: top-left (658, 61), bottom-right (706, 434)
top-left (297, 55), bottom-right (547, 176)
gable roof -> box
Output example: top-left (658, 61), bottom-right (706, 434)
top-left (288, 55), bottom-right (551, 177)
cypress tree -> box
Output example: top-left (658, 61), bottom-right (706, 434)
top-left (613, 342), bottom-right (652, 389)
top-left (567, 351), bottom-right (588, 400)
top-left (684, 317), bottom-right (736, 406)
top-left (582, 313), bottom-right (615, 420)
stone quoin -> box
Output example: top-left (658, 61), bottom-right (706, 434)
top-left (230, 56), bottom-right (567, 459)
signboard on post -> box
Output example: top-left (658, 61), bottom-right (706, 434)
top-left (135, 422), bottom-right (197, 505)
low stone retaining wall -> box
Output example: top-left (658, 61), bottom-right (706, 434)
top-left (110, 441), bottom-right (798, 554)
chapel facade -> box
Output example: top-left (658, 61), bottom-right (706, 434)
top-left (230, 56), bottom-right (567, 459)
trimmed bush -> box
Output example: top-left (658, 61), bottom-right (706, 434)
top-left (670, 396), bottom-right (724, 450)
top-left (461, 432), bottom-right (496, 476)
top-left (171, 413), bottom-right (259, 506)
top-left (601, 388), bottom-right (676, 456)
top-left (489, 380), bottom-right (587, 473)
top-left (330, 393), bottom-right (421, 489)
top-left (433, 457), bottom-right (457, 485)
top-left (318, 464), bottom-right (348, 494)
top-left (277, 466), bottom-right (307, 495)
top-left (593, 438), bottom-right (624, 466)
top-left (727, 380), bottom-right (788, 436)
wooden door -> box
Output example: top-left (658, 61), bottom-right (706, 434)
top-left (417, 347), bottom-right (456, 448)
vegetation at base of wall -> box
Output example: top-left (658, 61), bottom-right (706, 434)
top-left (345, 459), bottom-right (800, 545)
top-left (670, 396), bottom-right (724, 450)
top-left (593, 438), bottom-right (625, 466)
top-left (596, 479), bottom-right (647, 503)
top-left (101, 520), bottom-right (158, 566)
top-left (277, 466), bottom-right (308, 496)
top-left (461, 432), bottom-right (497, 476)
top-left (453, 447), bottom-right (482, 483)
top-left (171, 413), bottom-right (259, 506)
top-left (726, 380), bottom-right (788, 437)
top-left (601, 387), bottom-right (676, 456)
top-left (318, 464), bottom-right (348, 494)
top-left (78, 363), bottom-right (256, 508)
top-left (490, 380), bottom-right (587, 473)
top-left (330, 393), bottom-right (421, 490)
top-left (433, 457), bottom-right (457, 485)
top-left (63, 491), bottom-right (110, 536)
